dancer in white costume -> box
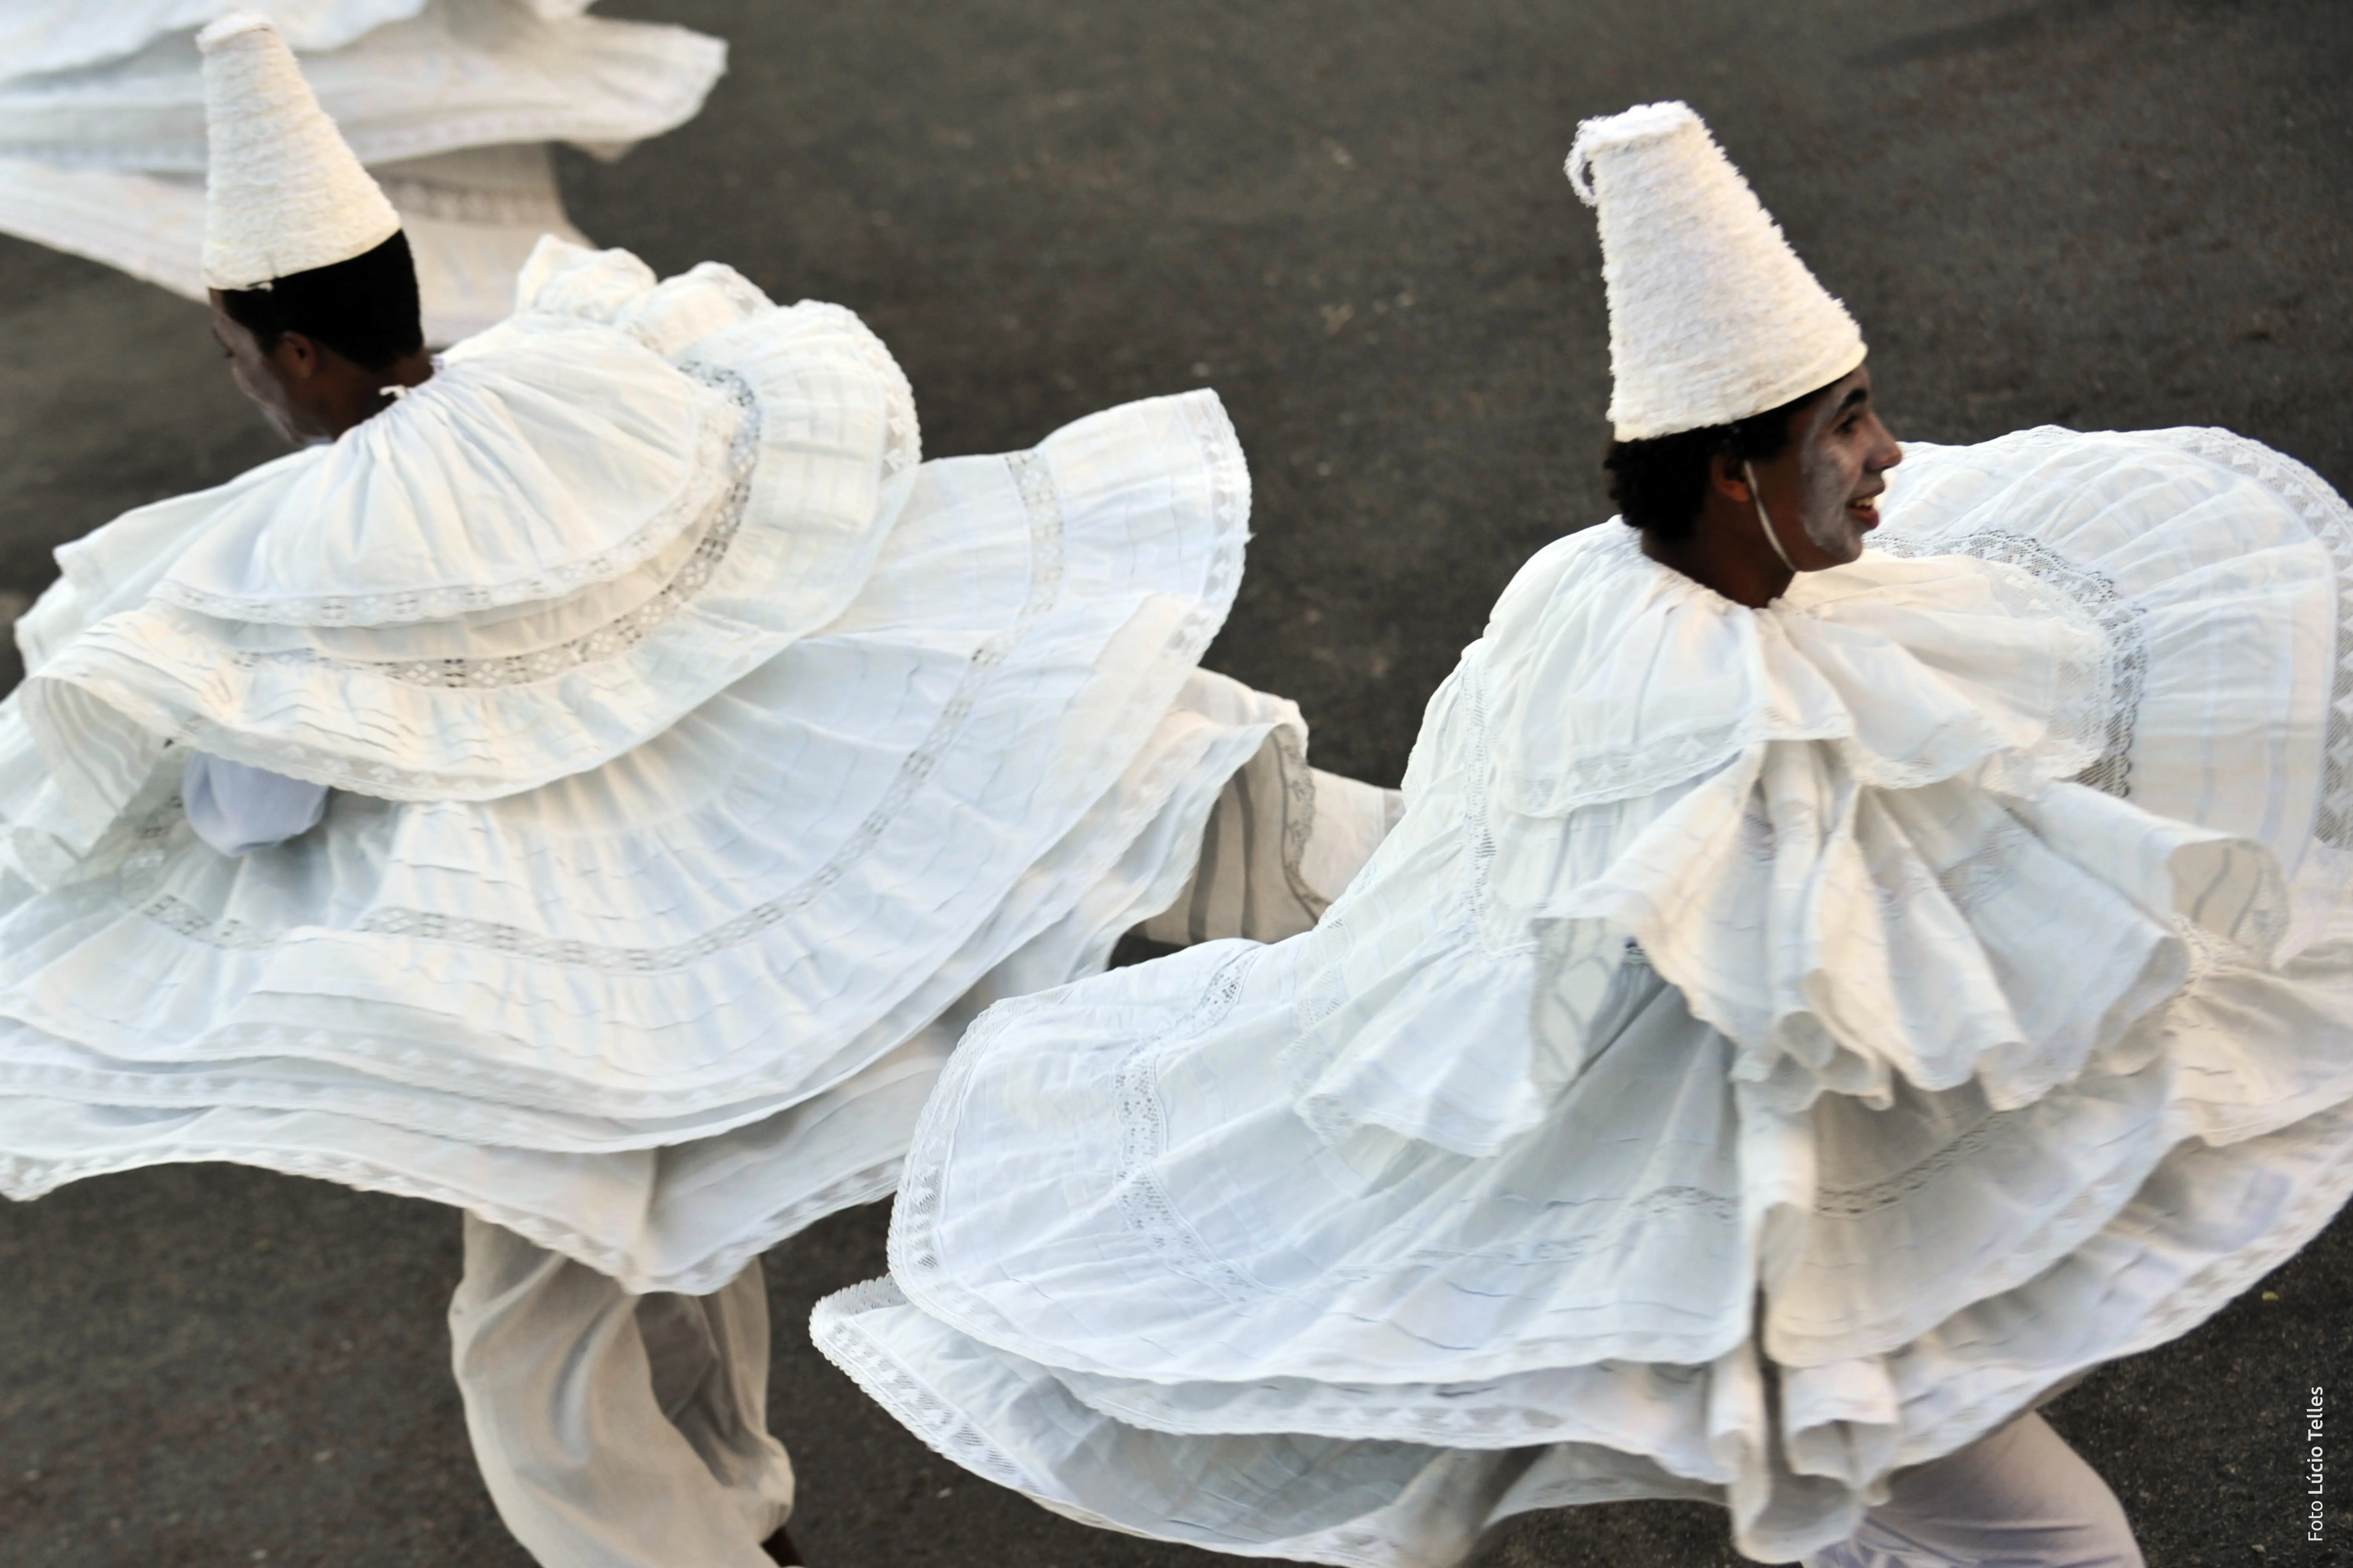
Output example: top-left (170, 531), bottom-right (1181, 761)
top-left (0, 17), bottom-right (1398, 1568)
top-left (814, 100), bottom-right (2353, 1567)
top-left (0, 0), bottom-right (724, 343)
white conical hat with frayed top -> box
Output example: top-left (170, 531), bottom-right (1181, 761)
top-left (200, 11), bottom-right (400, 291)
top-left (1566, 101), bottom-right (1865, 441)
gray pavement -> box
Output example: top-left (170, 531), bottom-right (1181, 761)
top-left (2, 1), bottom-right (2351, 1564)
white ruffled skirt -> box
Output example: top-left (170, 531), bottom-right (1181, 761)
top-left (813, 427), bottom-right (2353, 1563)
top-left (0, 389), bottom-right (1301, 1294)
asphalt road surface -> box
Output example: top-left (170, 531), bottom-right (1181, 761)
top-left (3, 2), bottom-right (2351, 1565)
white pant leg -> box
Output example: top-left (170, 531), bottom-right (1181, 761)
top-left (448, 1215), bottom-right (795, 1568)
top-left (1803, 1412), bottom-right (2143, 1568)
top-left (1141, 723), bottom-right (1403, 947)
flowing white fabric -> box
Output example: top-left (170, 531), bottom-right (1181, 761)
top-left (0, 2), bottom-right (429, 79)
top-left (0, 0), bottom-right (722, 341)
top-left (0, 238), bottom-right (1347, 1295)
top-left (1799, 1414), bottom-right (2139, 1568)
top-left (0, 1), bottom-right (723, 172)
top-left (450, 1215), bottom-right (797, 1568)
top-left (814, 427), bottom-right (2353, 1564)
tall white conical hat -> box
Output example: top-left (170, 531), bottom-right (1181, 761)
top-left (1566, 102), bottom-right (1865, 441)
top-left (199, 12), bottom-right (401, 291)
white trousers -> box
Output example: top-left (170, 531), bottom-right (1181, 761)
top-left (1802, 1412), bottom-right (2144, 1568)
top-left (449, 1214), bottom-right (796, 1568)
top-left (1140, 739), bottom-right (1404, 947)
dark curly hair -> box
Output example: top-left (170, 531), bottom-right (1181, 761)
top-left (216, 230), bottom-right (424, 373)
top-left (1603, 386), bottom-right (1814, 542)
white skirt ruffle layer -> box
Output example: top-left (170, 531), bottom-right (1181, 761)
top-left (818, 934), bottom-right (2353, 1563)
top-left (0, 666), bottom-right (1295, 1294)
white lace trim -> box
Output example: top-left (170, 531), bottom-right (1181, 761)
top-left (1111, 949), bottom-right (1270, 1305)
top-left (126, 443), bottom-right (1069, 967)
top-left (1067, 1370), bottom-right (1715, 1450)
top-left (1875, 528), bottom-right (2144, 799)
top-left (809, 1278), bottom-right (1037, 1491)
top-left (149, 361), bottom-right (739, 631)
top-left (9, 1006), bottom-right (786, 1120)
top-left (303, 365), bottom-right (747, 683)
top-left (1268, 724), bottom-right (1327, 919)
top-left (136, 308), bottom-right (918, 798)
top-left (372, 366), bottom-right (753, 688)
top-left (1812, 1113), bottom-right (2011, 1218)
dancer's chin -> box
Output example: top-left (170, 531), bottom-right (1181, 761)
top-left (1804, 520), bottom-right (1870, 566)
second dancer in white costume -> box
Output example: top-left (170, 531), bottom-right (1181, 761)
top-left (0, 18), bottom-right (1397, 1568)
top-left (815, 102), bottom-right (2353, 1566)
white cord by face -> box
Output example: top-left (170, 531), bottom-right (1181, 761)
top-left (1742, 458), bottom-right (1797, 572)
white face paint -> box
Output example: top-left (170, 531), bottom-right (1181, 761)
top-left (1761, 367), bottom-right (1898, 570)
top-left (1792, 415), bottom-right (1869, 561)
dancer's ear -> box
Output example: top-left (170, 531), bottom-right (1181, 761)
top-left (1708, 446), bottom-right (1755, 504)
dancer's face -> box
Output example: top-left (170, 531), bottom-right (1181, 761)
top-left (208, 291), bottom-right (331, 445)
top-left (1745, 364), bottom-right (1904, 568)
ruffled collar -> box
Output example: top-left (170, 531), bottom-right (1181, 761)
top-left (1479, 523), bottom-right (2118, 816)
top-left (149, 316), bottom-right (737, 628)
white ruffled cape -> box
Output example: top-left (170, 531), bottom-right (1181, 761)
top-left (0, 237), bottom-right (1295, 1293)
top-left (815, 426), bottom-right (2353, 1563)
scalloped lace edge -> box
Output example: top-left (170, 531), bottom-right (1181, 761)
top-left (148, 361), bottom-right (743, 629)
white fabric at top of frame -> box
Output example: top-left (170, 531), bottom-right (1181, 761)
top-left (0, 0), bottom-right (719, 172)
top-left (0, 1), bottom-right (723, 344)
